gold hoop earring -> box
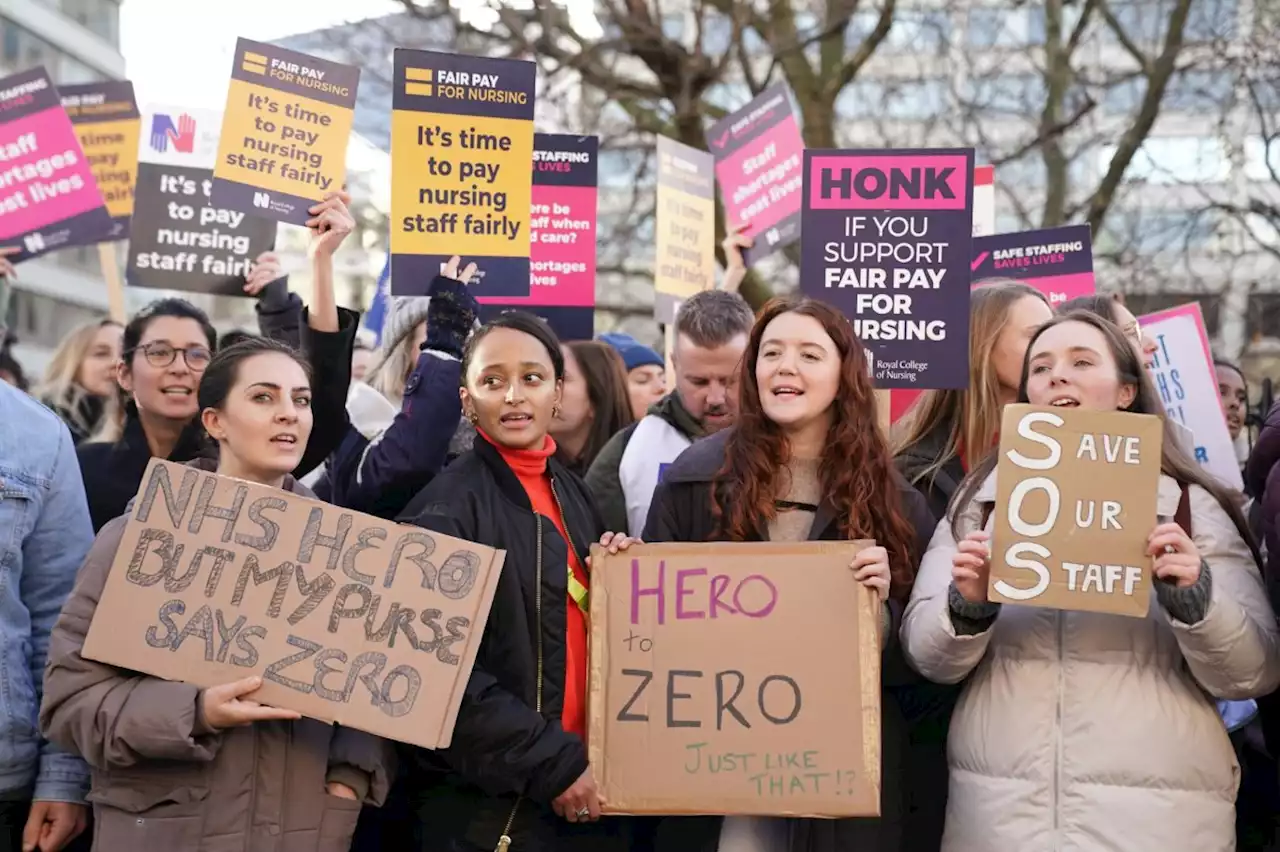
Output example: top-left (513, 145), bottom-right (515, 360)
top-left (466, 411), bottom-right (478, 425)
top-left (552, 404), bottom-right (562, 419)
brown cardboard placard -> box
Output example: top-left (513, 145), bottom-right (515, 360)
top-left (989, 404), bottom-right (1163, 618)
top-left (588, 541), bottom-right (881, 817)
top-left (82, 459), bottom-right (505, 750)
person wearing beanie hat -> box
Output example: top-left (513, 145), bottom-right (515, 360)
top-left (599, 331), bottom-right (666, 420)
top-left (325, 255), bottom-right (481, 519)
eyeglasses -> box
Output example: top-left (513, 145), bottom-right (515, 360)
top-left (130, 342), bottom-right (212, 372)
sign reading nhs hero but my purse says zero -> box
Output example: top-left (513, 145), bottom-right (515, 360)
top-left (81, 460), bottom-right (506, 750)
top-left (391, 49), bottom-right (535, 300)
top-left (989, 405), bottom-right (1162, 618)
top-left (212, 38), bottom-right (360, 226)
top-left (800, 148), bottom-right (974, 390)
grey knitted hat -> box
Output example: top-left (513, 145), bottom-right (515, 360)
top-left (380, 296), bottom-right (433, 355)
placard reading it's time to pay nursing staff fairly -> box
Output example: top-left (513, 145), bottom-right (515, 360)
top-left (0, 66), bottom-right (113, 262)
top-left (800, 148), bottom-right (975, 390)
top-left (391, 49), bottom-right (536, 300)
top-left (588, 542), bottom-right (881, 817)
top-left (990, 405), bottom-right (1163, 618)
top-left (654, 136), bottom-right (717, 325)
top-left (212, 38), bottom-right (360, 226)
top-left (60, 80), bottom-right (141, 242)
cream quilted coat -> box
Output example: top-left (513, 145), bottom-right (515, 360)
top-left (901, 472), bottom-right (1280, 852)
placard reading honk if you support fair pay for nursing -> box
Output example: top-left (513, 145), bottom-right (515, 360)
top-left (990, 404), bottom-right (1163, 618)
top-left (391, 49), bottom-right (536, 299)
top-left (212, 39), bottom-right (360, 225)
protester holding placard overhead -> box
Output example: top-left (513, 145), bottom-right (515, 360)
top-left (642, 297), bottom-right (935, 852)
top-left (901, 311), bottom-right (1280, 852)
top-left (75, 192), bottom-right (358, 532)
top-left (41, 336), bottom-right (388, 852)
top-left (36, 319), bottom-right (124, 446)
top-left (396, 311), bottom-right (639, 852)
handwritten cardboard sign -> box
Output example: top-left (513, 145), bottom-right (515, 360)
top-left (588, 542), bottom-right (881, 817)
top-left (212, 38), bottom-right (360, 225)
top-left (800, 147), bottom-right (975, 389)
top-left (990, 405), bottom-right (1163, 618)
top-left (82, 460), bottom-right (504, 749)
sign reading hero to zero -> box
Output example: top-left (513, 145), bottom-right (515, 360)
top-left (990, 405), bottom-right (1163, 618)
top-left (82, 460), bottom-right (505, 749)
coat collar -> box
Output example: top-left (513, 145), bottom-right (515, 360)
top-left (120, 403), bottom-right (208, 463)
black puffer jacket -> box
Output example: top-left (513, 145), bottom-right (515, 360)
top-left (396, 437), bottom-right (632, 852)
top-left (639, 429), bottom-right (936, 852)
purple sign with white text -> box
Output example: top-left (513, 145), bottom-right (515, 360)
top-left (970, 224), bottom-right (1095, 309)
top-left (708, 83), bottom-right (804, 264)
top-left (800, 148), bottom-right (975, 389)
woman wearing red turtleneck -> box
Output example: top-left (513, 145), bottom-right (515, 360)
top-left (397, 312), bottom-right (638, 852)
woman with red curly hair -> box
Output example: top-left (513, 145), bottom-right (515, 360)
top-left (642, 297), bottom-right (936, 852)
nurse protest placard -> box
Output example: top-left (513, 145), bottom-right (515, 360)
top-left (60, 81), bottom-right (140, 241)
top-left (800, 148), bottom-right (975, 389)
top-left (127, 105), bottom-right (276, 296)
top-left (588, 542), bottom-right (881, 816)
top-left (212, 38), bottom-right (360, 225)
top-left (478, 134), bottom-right (598, 341)
top-left (970, 224), bottom-right (1095, 307)
top-left (972, 165), bottom-right (994, 237)
top-left (1140, 303), bottom-right (1243, 491)
top-left (654, 136), bottom-right (716, 324)
top-left (989, 405), bottom-right (1163, 618)
top-left (82, 460), bottom-right (505, 750)
top-left (709, 83), bottom-right (804, 264)
top-left (391, 49), bottom-right (536, 299)
top-left (0, 67), bottom-right (112, 261)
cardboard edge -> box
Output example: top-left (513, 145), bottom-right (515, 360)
top-left (856, 572), bottom-right (883, 815)
top-left (587, 544), bottom-right (611, 808)
top-left (434, 546), bottom-right (507, 749)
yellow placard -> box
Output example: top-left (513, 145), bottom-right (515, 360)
top-left (76, 116), bottom-right (140, 220)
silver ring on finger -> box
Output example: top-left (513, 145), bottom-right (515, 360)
top-left (576, 807), bottom-right (590, 818)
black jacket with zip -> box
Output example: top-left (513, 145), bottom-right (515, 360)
top-left (396, 437), bottom-right (633, 852)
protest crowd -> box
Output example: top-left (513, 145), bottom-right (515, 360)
top-left (3, 29), bottom-right (1280, 852)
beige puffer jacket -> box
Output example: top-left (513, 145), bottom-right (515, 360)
top-left (901, 472), bottom-right (1280, 852)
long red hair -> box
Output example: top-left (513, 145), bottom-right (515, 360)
top-left (712, 297), bottom-right (920, 599)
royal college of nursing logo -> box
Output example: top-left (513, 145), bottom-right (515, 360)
top-left (253, 191), bottom-right (270, 208)
top-left (149, 113), bottom-right (196, 154)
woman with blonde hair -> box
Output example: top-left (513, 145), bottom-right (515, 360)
top-left (38, 319), bottom-right (123, 445)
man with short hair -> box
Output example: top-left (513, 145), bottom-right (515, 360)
top-left (587, 289), bottom-right (755, 535)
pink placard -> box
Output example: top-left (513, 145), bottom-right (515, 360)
top-left (1140, 302), bottom-right (1213, 365)
top-left (0, 106), bottom-right (107, 240)
top-left (715, 116), bottom-right (803, 234)
top-left (479, 183), bottom-right (596, 308)
top-left (806, 153), bottom-right (970, 211)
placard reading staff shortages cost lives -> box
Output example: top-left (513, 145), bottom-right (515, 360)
top-left (800, 148), bottom-right (974, 390)
top-left (391, 49), bottom-right (536, 300)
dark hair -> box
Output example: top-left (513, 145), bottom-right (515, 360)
top-left (461, 311), bottom-right (565, 383)
top-left (1214, 359), bottom-right (1246, 387)
top-left (197, 337), bottom-right (311, 413)
top-left (674, 290), bottom-right (755, 350)
top-left (564, 340), bottom-right (636, 468)
top-left (0, 346), bottom-right (27, 391)
top-left (1057, 293), bottom-right (1123, 323)
top-left (714, 296), bottom-right (922, 599)
top-left (219, 329), bottom-right (260, 349)
top-left (949, 311), bottom-right (1261, 564)
top-left (123, 298), bottom-right (217, 369)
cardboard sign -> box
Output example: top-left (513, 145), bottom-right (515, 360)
top-left (1140, 303), bottom-right (1243, 491)
top-left (972, 165), bottom-right (994, 237)
top-left (654, 136), bottom-right (716, 325)
top-left (212, 38), bottom-right (360, 225)
top-left (800, 148), bottom-right (975, 389)
top-left (971, 224), bottom-right (1095, 308)
top-left (708, 83), bottom-right (804, 264)
top-left (989, 405), bottom-right (1163, 618)
top-left (82, 460), bottom-right (504, 750)
top-left (60, 80), bottom-right (140, 241)
top-left (477, 133), bottom-right (598, 340)
top-left (127, 104), bottom-right (276, 296)
top-left (0, 67), bottom-right (113, 261)
top-left (391, 49), bottom-right (536, 299)
top-left (588, 542), bottom-right (881, 817)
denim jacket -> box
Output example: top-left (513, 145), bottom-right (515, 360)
top-left (0, 382), bottom-right (92, 802)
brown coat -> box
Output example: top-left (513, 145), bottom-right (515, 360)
top-left (39, 470), bottom-right (392, 852)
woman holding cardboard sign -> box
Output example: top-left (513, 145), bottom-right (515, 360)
top-left (41, 336), bottom-right (389, 852)
top-left (641, 297), bottom-right (936, 852)
top-left (396, 310), bottom-right (639, 852)
top-left (901, 311), bottom-right (1280, 852)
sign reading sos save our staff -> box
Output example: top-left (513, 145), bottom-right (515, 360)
top-left (60, 81), bottom-right (140, 242)
top-left (478, 134), bottom-right (598, 341)
top-left (800, 148), bottom-right (975, 389)
top-left (708, 83), bottom-right (804, 264)
top-left (391, 49), bottom-right (536, 299)
top-left (212, 38), bottom-right (360, 225)
top-left (0, 67), bottom-right (113, 261)
top-left (989, 405), bottom-right (1163, 618)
